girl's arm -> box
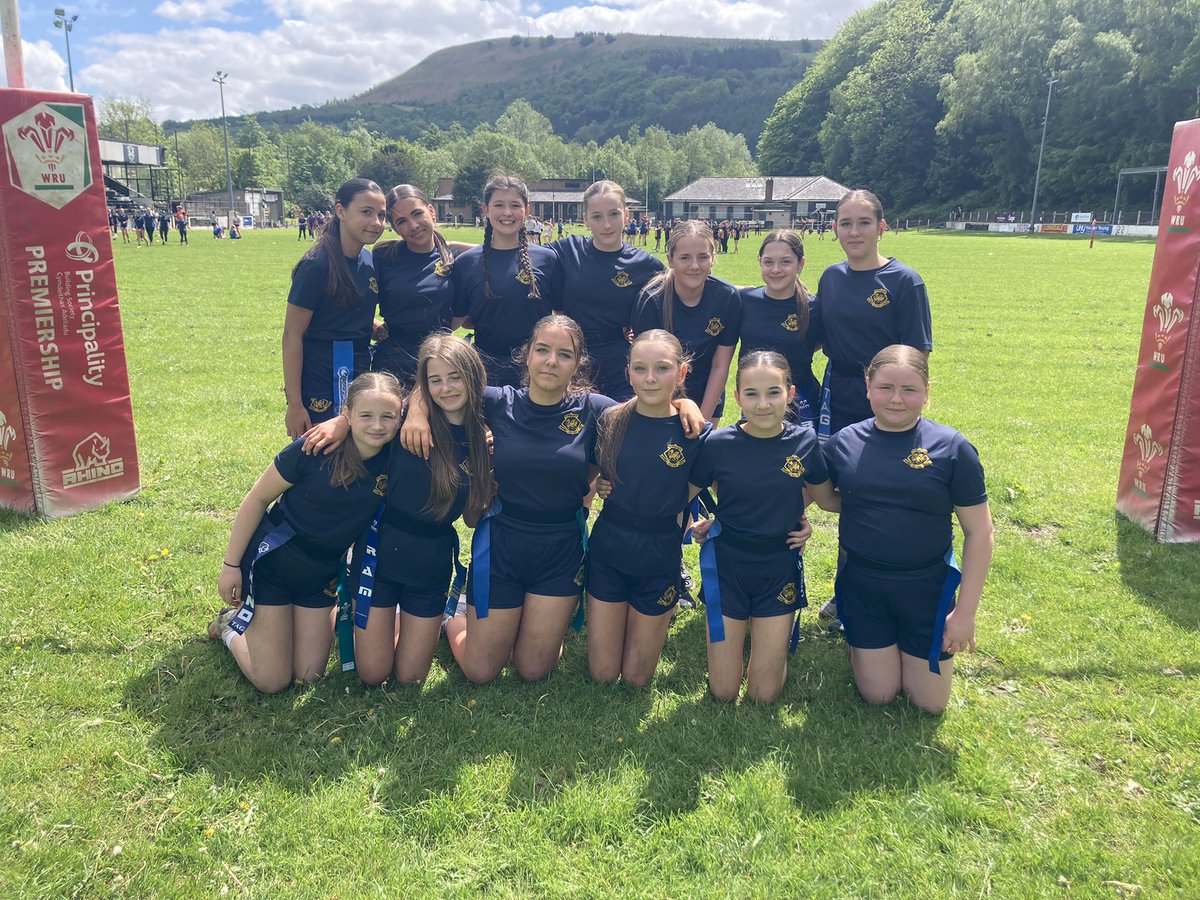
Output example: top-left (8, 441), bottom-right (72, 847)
top-left (399, 383), bottom-right (434, 459)
top-left (672, 398), bottom-right (706, 438)
top-left (447, 241), bottom-right (476, 254)
top-left (699, 344), bottom-right (736, 423)
top-left (301, 414), bottom-right (349, 455)
top-left (282, 305), bottom-right (314, 438)
top-left (217, 464), bottom-right (294, 606)
top-left (942, 501), bottom-right (995, 654)
top-left (804, 479), bottom-right (840, 514)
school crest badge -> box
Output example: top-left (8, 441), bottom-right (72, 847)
top-left (781, 313), bottom-right (799, 332)
top-left (324, 579), bottom-right (340, 598)
top-left (308, 397), bottom-right (332, 413)
top-left (612, 271), bottom-right (633, 288)
top-left (369, 276), bottom-right (379, 294)
top-left (660, 441), bottom-right (686, 468)
top-left (515, 269), bottom-right (533, 285)
top-left (373, 475), bottom-right (388, 496)
top-left (434, 258), bottom-right (451, 277)
top-left (866, 288), bottom-right (890, 309)
top-left (459, 459), bottom-right (473, 476)
top-left (559, 413), bottom-right (584, 435)
top-left (658, 585), bottom-right (678, 607)
top-left (705, 317), bottom-right (725, 337)
top-left (781, 455), bottom-right (805, 478)
top-left (574, 565), bottom-right (586, 587)
top-left (778, 583), bottom-right (798, 605)
top-left (903, 448), bottom-right (933, 469)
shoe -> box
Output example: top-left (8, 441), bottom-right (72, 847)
top-left (207, 607), bottom-right (237, 640)
top-left (818, 598), bottom-right (838, 619)
top-left (678, 564), bottom-right (697, 609)
top-left (826, 618), bottom-right (844, 635)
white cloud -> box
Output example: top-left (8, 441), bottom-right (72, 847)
top-left (19, 40), bottom-right (70, 93)
top-left (155, 0), bottom-right (245, 24)
top-left (78, 0), bottom-right (875, 121)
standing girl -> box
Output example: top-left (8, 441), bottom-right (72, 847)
top-left (821, 345), bottom-right (993, 714)
top-left (210, 373), bottom-right (403, 693)
top-left (588, 330), bottom-right (708, 687)
top-left (738, 230), bottom-right (822, 425)
top-left (632, 220), bottom-right (741, 425)
top-left (452, 175), bottom-right (559, 388)
top-left (688, 352), bottom-right (836, 703)
top-left (818, 189), bottom-right (932, 436)
top-left (371, 184), bottom-right (473, 387)
top-left (283, 178), bottom-right (386, 438)
top-left (551, 180), bottom-right (664, 401)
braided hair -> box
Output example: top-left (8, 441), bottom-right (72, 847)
top-left (481, 174), bottom-right (539, 301)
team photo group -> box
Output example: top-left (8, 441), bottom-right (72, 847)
top-left (209, 172), bottom-right (995, 714)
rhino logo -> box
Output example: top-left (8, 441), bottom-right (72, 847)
top-left (62, 431), bottom-right (124, 488)
top-left (72, 432), bottom-right (110, 468)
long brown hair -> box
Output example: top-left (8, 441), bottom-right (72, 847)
top-left (758, 229), bottom-right (811, 340)
top-left (482, 174), bottom-right (539, 301)
top-left (595, 329), bottom-right (688, 485)
top-left (328, 372), bottom-right (404, 489)
top-left (416, 333), bottom-right (495, 520)
top-left (376, 183), bottom-right (455, 275)
top-left (641, 220), bottom-right (715, 333)
top-left (293, 178), bottom-right (383, 310)
top-left (515, 314), bottom-right (593, 396)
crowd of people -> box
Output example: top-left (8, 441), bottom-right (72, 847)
top-left (108, 206), bottom-right (190, 245)
top-left (208, 174), bottom-right (993, 713)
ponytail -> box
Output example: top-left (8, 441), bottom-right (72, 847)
top-left (294, 178), bottom-right (383, 310)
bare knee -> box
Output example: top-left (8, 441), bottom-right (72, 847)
top-left (621, 666), bottom-right (653, 689)
top-left (746, 682), bottom-right (783, 704)
top-left (708, 679), bottom-right (741, 703)
top-left (515, 660), bottom-right (556, 682)
top-left (356, 663), bottom-right (391, 687)
top-left (393, 662), bottom-right (433, 686)
top-left (251, 672), bottom-right (292, 694)
top-left (857, 685), bottom-right (899, 706)
top-left (906, 692), bottom-right (948, 715)
top-left (462, 660), bottom-right (503, 685)
top-left (590, 662), bottom-right (620, 684)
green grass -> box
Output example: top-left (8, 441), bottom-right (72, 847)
top-left (2, 227), bottom-right (1198, 898)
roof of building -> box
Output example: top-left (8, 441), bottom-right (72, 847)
top-left (664, 176), bottom-right (850, 202)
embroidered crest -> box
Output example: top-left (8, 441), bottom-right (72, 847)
top-left (781, 313), bottom-right (799, 332)
top-left (559, 413), bottom-right (584, 435)
top-left (307, 397), bottom-right (332, 413)
top-left (373, 475), bottom-right (388, 497)
top-left (368, 276), bottom-right (379, 294)
top-left (866, 288), bottom-right (890, 309)
top-left (611, 271), bottom-right (633, 288)
top-left (781, 455), bottom-right (805, 478)
top-left (660, 441), bottom-right (686, 468)
top-left (658, 585), bottom-right (678, 607)
top-left (705, 317), bottom-right (725, 337)
top-left (574, 564), bottom-right (586, 587)
top-left (903, 448), bottom-right (933, 469)
top-left (434, 258), bottom-right (451, 277)
top-left (778, 583), bottom-right (798, 605)
top-left (515, 269), bottom-right (533, 285)
top-left (323, 579), bottom-right (340, 598)
top-left (459, 459), bottom-right (473, 476)
top-left (257, 541), bottom-right (270, 554)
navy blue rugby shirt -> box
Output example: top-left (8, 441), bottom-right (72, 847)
top-left (271, 437), bottom-right (390, 554)
top-left (817, 258), bottom-right (931, 369)
top-left (451, 243), bottom-right (559, 359)
top-left (591, 412), bottom-right (710, 574)
top-left (689, 422), bottom-right (829, 543)
top-left (631, 275), bottom-right (741, 404)
top-left (288, 248), bottom-right (378, 397)
top-left (482, 385), bottom-right (615, 517)
top-left (737, 286), bottom-right (823, 403)
top-left (821, 417), bottom-right (987, 568)
top-left (372, 242), bottom-right (456, 381)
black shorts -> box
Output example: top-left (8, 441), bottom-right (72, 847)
top-left (240, 522), bottom-right (342, 608)
top-left (835, 556), bottom-right (955, 663)
top-left (702, 542), bottom-right (803, 621)
top-left (587, 555), bottom-right (678, 617)
top-left (466, 516), bottom-right (583, 609)
top-left (368, 577), bottom-right (448, 618)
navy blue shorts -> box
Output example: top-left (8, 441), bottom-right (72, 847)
top-left (702, 543), bottom-right (803, 621)
top-left (466, 516), bottom-right (584, 609)
top-left (835, 557), bottom-right (955, 662)
top-left (240, 527), bottom-right (341, 609)
top-left (586, 555), bottom-right (678, 617)
top-left (369, 577), bottom-right (447, 618)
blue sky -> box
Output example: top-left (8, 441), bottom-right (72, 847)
top-left (17, 0), bottom-right (877, 122)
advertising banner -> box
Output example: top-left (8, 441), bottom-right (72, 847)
top-left (0, 89), bottom-right (139, 516)
top-left (1117, 118), bottom-right (1200, 541)
top-left (1039, 223), bottom-right (1070, 234)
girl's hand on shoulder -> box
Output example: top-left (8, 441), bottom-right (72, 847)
top-left (372, 319), bottom-right (389, 342)
top-left (785, 517), bottom-right (813, 552)
top-left (301, 414), bottom-right (350, 455)
top-left (942, 607), bottom-right (976, 655)
top-left (217, 565), bottom-right (244, 609)
top-left (595, 476), bottom-right (613, 500)
top-left (688, 518), bottom-right (714, 544)
top-left (673, 398), bottom-right (706, 438)
top-left (400, 415), bottom-right (433, 459)
top-left (285, 404), bottom-right (312, 440)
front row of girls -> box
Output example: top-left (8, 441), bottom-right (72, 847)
top-left (217, 314), bottom-right (993, 712)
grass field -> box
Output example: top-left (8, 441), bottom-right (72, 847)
top-left (2, 226), bottom-right (1199, 898)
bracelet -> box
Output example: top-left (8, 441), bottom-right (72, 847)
top-left (223, 561), bottom-right (240, 568)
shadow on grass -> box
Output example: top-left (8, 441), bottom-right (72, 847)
top-left (122, 608), bottom-right (956, 822)
top-left (1115, 512), bottom-right (1200, 631)
top-left (0, 508), bottom-right (46, 535)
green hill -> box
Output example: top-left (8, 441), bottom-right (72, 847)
top-left (169, 33), bottom-right (822, 150)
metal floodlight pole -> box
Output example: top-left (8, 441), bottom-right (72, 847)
top-left (1029, 77), bottom-right (1059, 232)
top-left (213, 71), bottom-right (235, 227)
top-left (52, 7), bottom-right (76, 92)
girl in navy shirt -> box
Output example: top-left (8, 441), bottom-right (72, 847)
top-left (211, 372), bottom-right (404, 693)
top-left (283, 178), bottom-right (387, 437)
top-left (738, 230), bottom-right (822, 425)
top-left (550, 180), bottom-right (664, 402)
top-left (689, 352), bottom-right (836, 703)
top-left (452, 175), bottom-right (560, 388)
top-left (632, 221), bottom-right (741, 424)
top-left (588, 330), bottom-right (709, 688)
top-left (822, 345), bottom-right (993, 714)
top-left (371, 185), bottom-right (474, 387)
